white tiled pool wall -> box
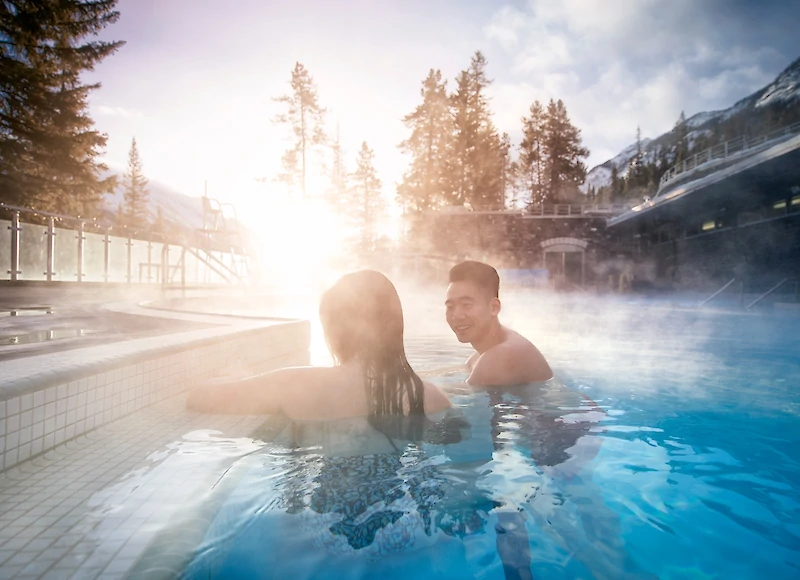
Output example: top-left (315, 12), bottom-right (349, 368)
top-left (0, 321), bottom-right (310, 474)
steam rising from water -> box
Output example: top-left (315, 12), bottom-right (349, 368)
top-left (220, 271), bottom-right (798, 417)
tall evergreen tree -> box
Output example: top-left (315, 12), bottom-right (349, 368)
top-left (325, 122), bottom-right (347, 211)
top-left (631, 125), bottom-right (644, 185)
top-left (0, 0), bottom-right (124, 214)
top-left (542, 99), bottom-right (589, 203)
top-left (610, 164), bottom-right (623, 202)
top-left (518, 100), bottom-right (547, 205)
top-left (499, 132), bottom-right (517, 209)
top-left (673, 110), bottom-right (688, 166)
top-left (272, 62), bottom-right (326, 198)
top-left (122, 137), bottom-right (149, 229)
top-left (450, 51), bottom-right (504, 209)
top-left (397, 69), bottom-right (454, 213)
top-left (347, 142), bottom-right (384, 253)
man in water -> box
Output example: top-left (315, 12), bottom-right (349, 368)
top-left (445, 260), bottom-right (553, 386)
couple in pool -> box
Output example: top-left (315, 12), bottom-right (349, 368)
top-left (186, 260), bottom-right (553, 418)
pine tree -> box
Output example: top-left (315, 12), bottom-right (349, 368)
top-left (122, 137), bottom-right (149, 230)
top-left (674, 111), bottom-right (688, 166)
top-left (0, 0), bottom-right (124, 214)
top-left (450, 69), bottom-right (472, 206)
top-left (631, 125), bottom-right (643, 186)
top-left (325, 122), bottom-right (347, 212)
top-left (610, 165), bottom-right (621, 202)
top-left (397, 69), bottom-right (454, 213)
top-left (542, 99), bottom-right (589, 203)
top-left (499, 132), bottom-right (519, 209)
top-left (347, 142), bottom-right (384, 253)
top-left (450, 51), bottom-right (504, 209)
top-left (518, 100), bottom-right (547, 205)
top-left (272, 62), bottom-right (326, 198)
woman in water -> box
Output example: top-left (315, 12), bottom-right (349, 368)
top-left (186, 269), bottom-right (451, 421)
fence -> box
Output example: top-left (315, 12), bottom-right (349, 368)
top-left (525, 203), bottom-right (630, 217)
top-left (1, 203), bottom-right (248, 286)
top-left (659, 120), bottom-right (800, 190)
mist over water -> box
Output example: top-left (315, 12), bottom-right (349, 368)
top-left (214, 270), bottom-right (800, 417)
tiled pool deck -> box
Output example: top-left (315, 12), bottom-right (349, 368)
top-left (0, 299), bottom-right (310, 579)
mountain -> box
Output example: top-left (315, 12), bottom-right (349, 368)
top-left (102, 172), bottom-right (256, 254)
top-left (104, 172), bottom-right (207, 231)
top-left (582, 56), bottom-right (800, 193)
top-left (582, 139), bottom-right (651, 193)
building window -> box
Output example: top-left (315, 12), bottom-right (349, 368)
top-left (791, 195), bottom-right (800, 206)
top-left (773, 200), bottom-right (787, 210)
top-left (701, 220), bottom-right (716, 232)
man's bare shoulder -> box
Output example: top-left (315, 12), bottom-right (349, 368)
top-left (468, 329), bottom-right (553, 386)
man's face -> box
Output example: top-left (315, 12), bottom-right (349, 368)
top-left (445, 280), bottom-right (500, 344)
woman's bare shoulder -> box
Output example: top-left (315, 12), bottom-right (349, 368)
top-left (422, 379), bottom-right (452, 414)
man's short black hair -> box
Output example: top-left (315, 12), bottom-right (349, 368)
top-left (449, 261), bottom-right (499, 298)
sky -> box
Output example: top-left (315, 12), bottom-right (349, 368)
top-left (86, 0), bottom-right (800, 228)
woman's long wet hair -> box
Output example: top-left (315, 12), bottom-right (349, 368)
top-left (319, 270), bottom-right (425, 424)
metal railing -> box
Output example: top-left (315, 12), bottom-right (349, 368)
top-left (698, 277), bottom-right (739, 307)
top-left (1, 202), bottom-right (250, 286)
top-left (659, 120), bottom-right (800, 191)
top-left (525, 203), bottom-right (630, 217)
top-left (746, 278), bottom-right (796, 310)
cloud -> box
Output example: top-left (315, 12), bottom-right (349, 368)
top-left (484, 6), bottom-right (527, 52)
top-left (95, 105), bottom-right (144, 119)
top-left (483, 0), bottom-right (797, 167)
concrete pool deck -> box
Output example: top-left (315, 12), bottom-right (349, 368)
top-left (0, 287), bottom-right (311, 578)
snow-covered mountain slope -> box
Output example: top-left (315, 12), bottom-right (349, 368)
top-left (105, 174), bottom-right (207, 230)
top-left (580, 138), bottom-right (651, 193)
top-left (583, 55), bottom-right (800, 192)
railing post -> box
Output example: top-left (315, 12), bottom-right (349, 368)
top-left (181, 246), bottom-right (186, 290)
top-left (147, 238), bottom-right (153, 283)
top-left (126, 237), bottom-right (133, 284)
top-left (76, 221), bottom-right (85, 282)
top-left (9, 211), bottom-right (20, 281)
top-left (45, 217), bottom-right (55, 281)
top-left (103, 228), bottom-right (110, 283)
top-left (161, 243), bottom-right (170, 290)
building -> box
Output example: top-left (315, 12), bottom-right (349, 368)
top-left (607, 127), bottom-right (800, 292)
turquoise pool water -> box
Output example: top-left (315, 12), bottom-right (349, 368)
top-left (176, 294), bottom-right (800, 579)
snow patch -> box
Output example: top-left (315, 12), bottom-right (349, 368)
top-left (755, 65), bottom-right (800, 109)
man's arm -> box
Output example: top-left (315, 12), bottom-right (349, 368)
top-left (467, 344), bottom-right (553, 387)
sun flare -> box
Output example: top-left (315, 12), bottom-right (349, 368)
top-left (253, 194), bottom-right (353, 294)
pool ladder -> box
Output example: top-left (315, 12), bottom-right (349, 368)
top-left (699, 277), bottom-right (799, 310)
top-left (745, 278), bottom-right (796, 310)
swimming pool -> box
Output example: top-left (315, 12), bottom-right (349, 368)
top-left (134, 291), bottom-right (800, 579)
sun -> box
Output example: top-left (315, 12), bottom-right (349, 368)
top-left (252, 192), bottom-right (352, 294)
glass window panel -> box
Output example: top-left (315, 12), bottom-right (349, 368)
top-left (83, 231), bottom-right (107, 282)
top-left (18, 221), bottom-right (47, 281)
top-left (108, 235), bottom-right (130, 283)
top-left (54, 226), bottom-right (81, 282)
top-left (130, 238), bottom-right (151, 283)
